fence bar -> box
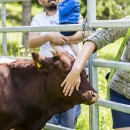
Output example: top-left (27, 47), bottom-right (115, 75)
top-left (1, 57), bottom-right (130, 73)
top-left (87, 0), bottom-right (99, 130)
top-left (1, 19), bottom-right (130, 33)
top-left (89, 54), bottom-right (99, 130)
top-left (91, 20), bottom-right (130, 28)
top-left (0, 19), bottom-right (130, 33)
top-left (93, 60), bottom-right (130, 72)
top-left (44, 123), bottom-right (74, 130)
top-left (1, 3), bottom-right (7, 56)
top-left (96, 98), bottom-right (130, 114)
top-left (1, 56), bottom-right (130, 72)
top-left (0, 24), bottom-right (84, 33)
top-left (0, 0), bottom-right (31, 2)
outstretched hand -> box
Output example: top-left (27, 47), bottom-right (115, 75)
top-left (61, 71), bottom-right (81, 96)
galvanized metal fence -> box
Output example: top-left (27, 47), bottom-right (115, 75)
top-left (1, 0), bottom-right (130, 130)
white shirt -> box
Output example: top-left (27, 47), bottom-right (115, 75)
top-left (31, 11), bottom-right (76, 58)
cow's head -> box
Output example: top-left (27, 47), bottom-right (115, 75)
top-left (31, 51), bottom-right (98, 106)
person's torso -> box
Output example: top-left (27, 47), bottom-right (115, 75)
top-left (31, 11), bottom-right (76, 58)
top-left (110, 39), bottom-right (130, 99)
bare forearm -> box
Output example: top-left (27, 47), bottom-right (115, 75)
top-left (28, 33), bottom-right (50, 48)
top-left (71, 41), bottom-right (96, 74)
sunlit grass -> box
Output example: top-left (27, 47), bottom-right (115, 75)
top-left (6, 3), bottom-right (22, 26)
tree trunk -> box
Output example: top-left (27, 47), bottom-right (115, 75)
top-left (22, 1), bottom-right (32, 55)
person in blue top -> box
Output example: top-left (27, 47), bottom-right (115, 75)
top-left (52, 0), bottom-right (81, 56)
top-left (58, 0), bottom-right (80, 36)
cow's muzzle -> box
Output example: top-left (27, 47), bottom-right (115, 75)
top-left (83, 91), bottom-right (99, 105)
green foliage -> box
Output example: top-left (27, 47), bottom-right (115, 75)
top-left (80, 0), bottom-right (130, 19)
top-left (6, 3), bottom-right (22, 26)
top-left (76, 105), bottom-right (89, 130)
top-left (80, 0), bottom-right (87, 18)
top-left (0, 41), bottom-right (39, 57)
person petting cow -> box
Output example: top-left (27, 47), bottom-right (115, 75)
top-left (62, 16), bottom-right (130, 130)
top-left (28, 0), bottom-right (87, 129)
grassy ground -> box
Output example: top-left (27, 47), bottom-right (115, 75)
top-left (0, 3), bottom-right (123, 130)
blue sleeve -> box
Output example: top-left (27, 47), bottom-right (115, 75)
top-left (58, 1), bottom-right (79, 16)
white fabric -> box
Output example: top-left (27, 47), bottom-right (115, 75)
top-left (31, 11), bottom-right (76, 58)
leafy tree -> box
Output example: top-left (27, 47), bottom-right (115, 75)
top-left (80, 0), bottom-right (130, 19)
top-left (22, 1), bottom-right (32, 49)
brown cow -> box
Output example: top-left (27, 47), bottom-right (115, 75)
top-left (0, 51), bottom-right (98, 130)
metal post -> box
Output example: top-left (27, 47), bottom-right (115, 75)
top-left (87, 0), bottom-right (99, 130)
top-left (1, 3), bottom-right (7, 56)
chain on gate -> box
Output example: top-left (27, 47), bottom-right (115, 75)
top-left (82, 14), bottom-right (96, 44)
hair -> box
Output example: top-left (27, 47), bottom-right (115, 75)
top-left (40, 0), bottom-right (58, 11)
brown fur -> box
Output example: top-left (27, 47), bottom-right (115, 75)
top-left (0, 51), bottom-right (98, 130)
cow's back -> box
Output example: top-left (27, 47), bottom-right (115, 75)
top-left (0, 64), bottom-right (24, 129)
top-left (0, 61), bottom-right (47, 129)
top-left (0, 52), bottom-right (98, 130)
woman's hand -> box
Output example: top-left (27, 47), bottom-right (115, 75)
top-left (61, 71), bottom-right (81, 96)
top-left (61, 41), bottom-right (96, 96)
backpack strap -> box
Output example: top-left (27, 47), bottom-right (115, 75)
top-left (107, 28), bottom-right (130, 100)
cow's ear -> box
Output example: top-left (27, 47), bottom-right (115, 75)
top-left (31, 52), bottom-right (43, 69)
top-left (50, 49), bottom-right (59, 58)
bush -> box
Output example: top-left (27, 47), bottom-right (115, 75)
top-left (0, 42), bottom-right (39, 57)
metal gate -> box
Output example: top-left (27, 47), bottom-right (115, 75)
top-left (1, 0), bottom-right (130, 130)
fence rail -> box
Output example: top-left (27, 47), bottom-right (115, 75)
top-left (93, 60), bottom-right (130, 72)
top-left (96, 99), bottom-right (130, 114)
top-left (0, 25), bottom-right (84, 33)
top-left (44, 123), bottom-right (74, 130)
top-left (91, 20), bottom-right (130, 28)
top-left (1, 20), bottom-right (130, 33)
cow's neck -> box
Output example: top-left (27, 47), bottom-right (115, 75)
top-left (10, 66), bottom-right (47, 104)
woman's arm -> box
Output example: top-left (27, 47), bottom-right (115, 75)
top-left (89, 28), bottom-right (127, 52)
top-left (61, 27), bottom-right (128, 96)
top-left (61, 41), bottom-right (95, 96)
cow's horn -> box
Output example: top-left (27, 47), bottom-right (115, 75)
top-left (31, 51), bottom-right (39, 59)
top-left (50, 49), bottom-right (58, 57)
